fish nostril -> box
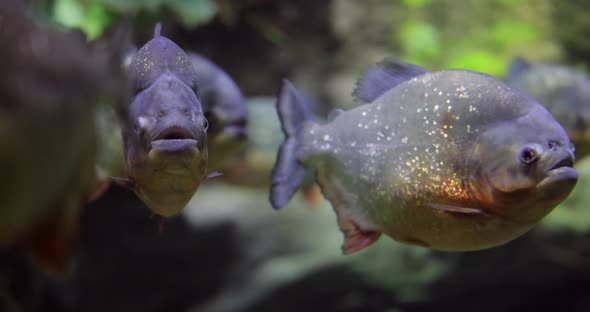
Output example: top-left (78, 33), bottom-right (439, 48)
top-left (547, 140), bottom-right (559, 150)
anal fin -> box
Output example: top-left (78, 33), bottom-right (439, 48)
top-left (338, 214), bottom-right (381, 255)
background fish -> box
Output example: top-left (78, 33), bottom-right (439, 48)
top-left (271, 58), bottom-right (578, 254)
top-left (188, 52), bottom-right (249, 173)
top-left (0, 0), bottom-right (126, 273)
top-left (120, 24), bottom-right (210, 217)
top-left (506, 57), bottom-right (590, 159)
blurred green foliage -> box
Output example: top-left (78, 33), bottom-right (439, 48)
top-left (53, 0), bottom-right (112, 40)
top-left (551, 0), bottom-right (590, 66)
top-left (394, 0), bottom-right (559, 77)
top-left (51, 0), bottom-right (217, 40)
top-left (398, 21), bottom-right (440, 66)
top-left (402, 0), bottom-right (433, 9)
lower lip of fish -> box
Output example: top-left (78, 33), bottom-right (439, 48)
top-left (536, 166), bottom-right (578, 190)
top-left (149, 139), bottom-right (199, 154)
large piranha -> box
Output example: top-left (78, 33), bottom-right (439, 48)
top-left (270, 58), bottom-right (578, 254)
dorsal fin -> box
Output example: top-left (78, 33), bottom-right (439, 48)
top-left (353, 57), bottom-right (427, 103)
top-left (154, 23), bottom-right (162, 38)
top-left (506, 57), bottom-right (532, 82)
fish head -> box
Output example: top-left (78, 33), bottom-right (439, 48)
top-left (122, 74), bottom-right (209, 216)
top-left (472, 103), bottom-right (578, 224)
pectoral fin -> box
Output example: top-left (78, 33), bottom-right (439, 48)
top-left (428, 203), bottom-right (488, 215)
top-left (206, 171), bottom-right (223, 179)
top-left (110, 176), bottom-right (136, 191)
top-left (337, 214), bottom-right (381, 255)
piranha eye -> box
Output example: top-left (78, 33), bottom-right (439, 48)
top-left (203, 118), bottom-right (209, 131)
top-left (519, 147), bottom-right (538, 164)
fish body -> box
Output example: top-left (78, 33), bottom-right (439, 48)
top-left (187, 52), bottom-right (248, 172)
top-left (271, 58), bottom-right (578, 254)
top-left (507, 58), bottom-right (590, 158)
top-left (121, 25), bottom-right (209, 217)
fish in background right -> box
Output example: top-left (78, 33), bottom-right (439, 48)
top-left (506, 57), bottom-right (590, 159)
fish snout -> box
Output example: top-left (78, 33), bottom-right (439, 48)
top-left (148, 126), bottom-right (203, 159)
top-left (536, 144), bottom-right (578, 192)
top-left (541, 141), bottom-right (574, 172)
top-left (149, 138), bottom-right (200, 154)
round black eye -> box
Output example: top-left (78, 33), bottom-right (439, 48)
top-left (203, 119), bottom-right (209, 131)
top-left (520, 148), bottom-right (537, 164)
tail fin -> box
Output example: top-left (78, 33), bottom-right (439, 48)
top-left (270, 79), bottom-right (313, 209)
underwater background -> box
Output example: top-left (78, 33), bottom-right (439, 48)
top-left (2, 0), bottom-right (590, 311)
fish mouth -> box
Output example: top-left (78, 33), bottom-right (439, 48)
top-left (150, 139), bottom-right (199, 153)
top-left (150, 127), bottom-right (199, 153)
top-left (549, 155), bottom-right (574, 170)
top-left (536, 155), bottom-right (578, 190)
top-left (154, 126), bottom-right (195, 141)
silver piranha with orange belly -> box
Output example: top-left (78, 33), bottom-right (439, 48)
top-left (270, 58), bottom-right (578, 254)
top-left (119, 24), bottom-right (210, 217)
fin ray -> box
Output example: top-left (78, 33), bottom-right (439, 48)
top-left (338, 214), bottom-right (381, 254)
